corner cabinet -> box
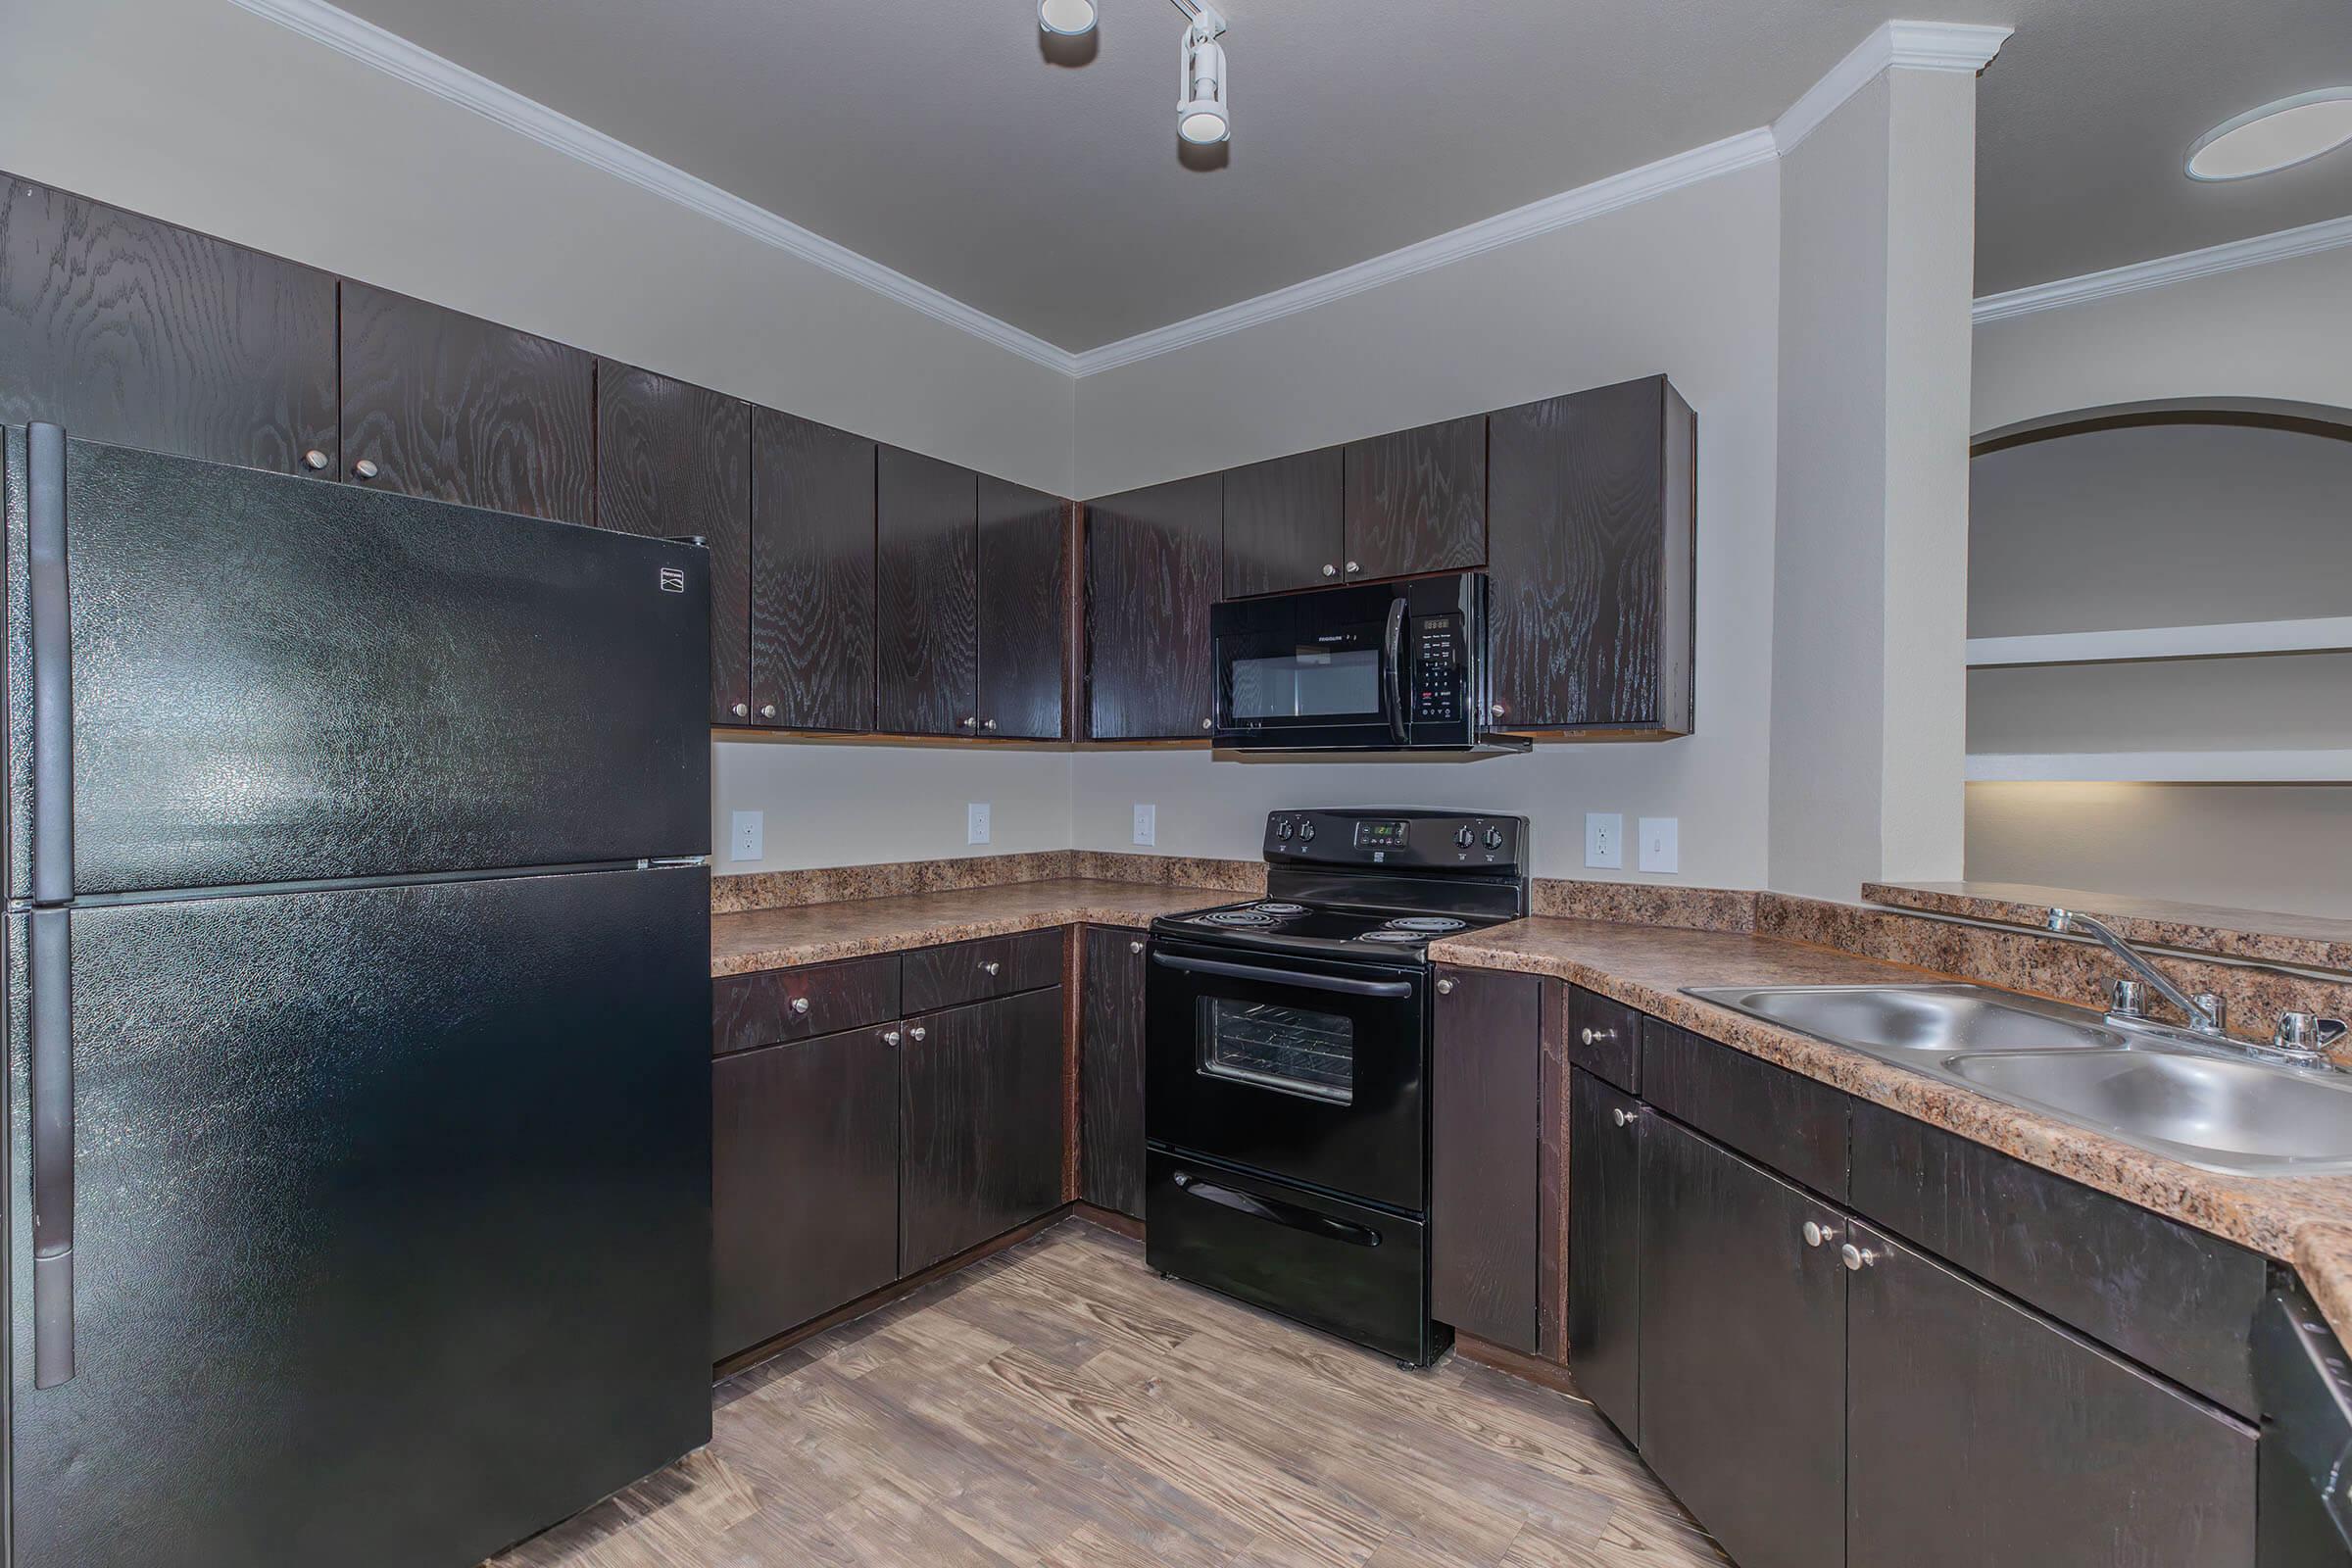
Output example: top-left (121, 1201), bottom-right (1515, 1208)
top-left (1430, 966), bottom-right (1545, 1353)
top-left (1084, 473), bottom-right (1223, 740)
top-left (1078, 927), bottom-right (1149, 1219)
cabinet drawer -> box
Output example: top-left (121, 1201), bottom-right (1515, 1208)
top-left (712, 955), bottom-right (903, 1055)
top-left (1850, 1102), bottom-right (2266, 1417)
top-left (1642, 1022), bottom-right (1849, 1200)
top-left (1568, 988), bottom-right (1642, 1091)
top-left (902, 928), bottom-right (1064, 1012)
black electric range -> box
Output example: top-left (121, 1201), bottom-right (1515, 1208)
top-left (1143, 808), bottom-right (1530, 1367)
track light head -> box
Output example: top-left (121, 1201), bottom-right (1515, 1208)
top-left (1176, 13), bottom-right (1230, 145)
top-left (1038, 0), bottom-right (1098, 37)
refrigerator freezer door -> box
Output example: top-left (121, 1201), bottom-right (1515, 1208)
top-left (6, 428), bottom-right (710, 899)
top-left (6, 865), bottom-right (711, 1568)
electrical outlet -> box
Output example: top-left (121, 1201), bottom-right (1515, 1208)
top-left (1585, 812), bottom-right (1623, 870)
top-left (1132, 804), bottom-right (1156, 847)
top-left (1639, 816), bottom-right (1680, 874)
top-left (728, 810), bottom-right (763, 863)
top-left (966, 803), bottom-right (991, 845)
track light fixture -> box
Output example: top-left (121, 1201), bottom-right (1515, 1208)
top-left (1174, 2), bottom-right (1231, 146)
top-left (1037, 0), bottom-right (1098, 37)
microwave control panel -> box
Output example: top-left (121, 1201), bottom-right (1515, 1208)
top-left (1410, 613), bottom-right (1464, 724)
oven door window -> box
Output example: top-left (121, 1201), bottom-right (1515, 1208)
top-left (1222, 629), bottom-right (1387, 725)
top-left (1198, 997), bottom-right (1355, 1104)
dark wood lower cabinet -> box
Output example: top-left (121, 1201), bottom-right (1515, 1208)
top-left (900, 987), bottom-right (1066, 1272)
top-left (1566, 1069), bottom-right (1642, 1441)
top-left (1431, 966), bottom-right (1543, 1352)
top-left (1640, 1113), bottom-right (1847, 1568)
top-left (711, 1027), bottom-right (901, 1359)
top-left (1078, 928), bottom-right (1148, 1219)
top-left (1844, 1218), bottom-right (2256, 1568)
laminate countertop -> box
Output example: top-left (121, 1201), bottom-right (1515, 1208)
top-left (1432, 914), bottom-right (2352, 1340)
top-left (710, 878), bottom-right (1231, 977)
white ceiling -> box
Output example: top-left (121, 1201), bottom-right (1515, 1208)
top-left (319, 0), bottom-right (2352, 352)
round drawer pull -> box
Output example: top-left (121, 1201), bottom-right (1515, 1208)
top-left (351, 458), bottom-right (380, 481)
top-left (730, 703), bottom-right (750, 719)
top-left (1580, 1025), bottom-right (1618, 1047)
top-left (1841, 1243), bottom-right (1878, 1272)
top-left (760, 704), bottom-right (778, 720)
top-left (1436, 978), bottom-right (1455, 996)
top-left (1611, 1107), bottom-right (1638, 1128)
top-left (1129, 940), bottom-right (1145, 955)
top-left (981, 960), bottom-right (1002, 976)
top-left (789, 997), bottom-right (810, 1016)
top-left (302, 449), bottom-right (330, 471)
top-left (881, 1028), bottom-right (903, 1046)
top-left (1802, 1221), bottom-right (1838, 1249)
top-left (906, 1025), bottom-right (927, 1043)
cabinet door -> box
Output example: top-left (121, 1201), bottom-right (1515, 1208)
top-left (976, 475), bottom-right (1068, 740)
top-left (900, 988), bottom-right (1066, 1272)
top-left (750, 408), bottom-right (876, 730)
top-left (1567, 1069), bottom-right (1642, 1441)
top-left (1488, 377), bottom-right (1694, 733)
top-left (1342, 415), bottom-right (1486, 579)
top-left (1078, 927), bottom-right (1148, 1219)
top-left (875, 447), bottom-right (978, 735)
top-left (1085, 473), bottom-right (1223, 740)
top-left (596, 362), bottom-right (753, 724)
top-left (1845, 1219), bottom-right (2256, 1568)
top-left (1641, 1114), bottom-right (1847, 1568)
top-left (0, 177), bottom-right (339, 474)
top-left (711, 1027), bottom-right (901, 1359)
top-left (338, 281), bottom-right (593, 520)
top-left (1431, 965), bottom-right (1543, 1352)
top-left (1223, 447), bottom-right (1343, 596)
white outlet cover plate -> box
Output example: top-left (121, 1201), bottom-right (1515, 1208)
top-left (729, 810), bottom-right (763, 863)
top-left (1639, 816), bottom-right (1680, 874)
top-left (1585, 812), bottom-right (1623, 870)
top-left (1133, 804), bottom-right (1156, 846)
top-left (967, 803), bottom-right (991, 845)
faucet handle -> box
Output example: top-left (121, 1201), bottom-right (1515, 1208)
top-left (2107, 978), bottom-right (2146, 1018)
top-left (2276, 1012), bottom-right (2349, 1056)
top-left (2194, 993), bottom-right (2227, 1034)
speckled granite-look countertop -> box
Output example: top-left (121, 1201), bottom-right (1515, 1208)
top-left (710, 878), bottom-right (1230, 976)
top-left (1432, 915), bottom-right (2352, 1337)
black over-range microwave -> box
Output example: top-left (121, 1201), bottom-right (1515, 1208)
top-left (1209, 571), bottom-right (1529, 756)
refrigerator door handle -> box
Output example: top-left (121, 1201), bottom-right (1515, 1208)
top-left (28, 422), bottom-right (74, 906)
top-left (30, 906), bottom-right (75, 1387)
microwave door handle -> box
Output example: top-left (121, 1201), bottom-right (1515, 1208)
top-left (1151, 951), bottom-right (1416, 999)
top-left (1384, 597), bottom-right (1408, 744)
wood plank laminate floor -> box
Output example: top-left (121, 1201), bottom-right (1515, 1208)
top-left (487, 1221), bottom-right (1726, 1568)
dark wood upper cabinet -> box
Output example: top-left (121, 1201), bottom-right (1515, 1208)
top-left (899, 989), bottom-right (1066, 1273)
top-left (1342, 415), bottom-right (1487, 580)
top-left (875, 446), bottom-right (978, 736)
top-left (1222, 446), bottom-right (1344, 597)
top-left (976, 475), bottom-right (1069, 740)
top-left (1431, 965), bottom-right (1544, 1354)
top-left (1078, 927), bottom-right (1148, 1220)
top-left (1085, 473), bottom-right (1223, 740)
top-left (337, 281), bottom-right (593, 521)
top-left (0, 177), bottom-right (338, 474)
top-left (750, 408), bottom-right (876, 731)
top-left (595, 361), bottom-right (752, 724)
top-left (1488, 375), bottom-right (1694, 735)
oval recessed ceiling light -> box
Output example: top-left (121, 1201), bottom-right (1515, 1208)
top-left (2187, 88), bottom-right (2352, 181)
top-left (1039, 0), bottom-right (1098, 36)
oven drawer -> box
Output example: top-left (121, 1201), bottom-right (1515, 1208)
top-left (1145, 1150), bottom-right (1441, 1365)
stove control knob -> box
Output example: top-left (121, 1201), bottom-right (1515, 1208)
top-left (1276, 820), bottom-right (1295, 840)
top-left (1297, 821), bottom-right (1316, 843)
top-left (1484, 826), bottom-right (1505, 850)
top-left (1454, 826), bottom-right (1475, 849)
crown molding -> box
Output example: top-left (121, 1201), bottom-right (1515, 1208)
top-left (1067, 128), bottom-right (1780, 376)
top-left (1973, 213), bottom-right (2352, 323)
top-left (1772, 21), bottom-right (2012, 155)
top-left (225, 0), bottom-right (1084, 374)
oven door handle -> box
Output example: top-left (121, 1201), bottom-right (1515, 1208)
top-left (1151, 951), bottom-right (1415, 999)
top-left (1383, 596), bottom-right (1408, 745)
top-left (1171, 1171), bottom-right (1384, 1249)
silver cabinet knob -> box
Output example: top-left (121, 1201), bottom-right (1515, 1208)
top-left (882, 1028), bottom-right (903, 1046)
top-left (1321, 564), bottom-right (1337, 577)
top-left (1201, 718), bottom-right (1214, 730)
top-left (1802, 1221), bottom-right (1838, 1249)
top-left (961, 716), bottom-right (979, 729)
top-left (1490, 703), bottom-right (1506, 719)
top-left (906, 1025), bottom-right (926, 1042)
top-left (1129, 940), bottom-right (1145, 955)
top-left (302, 449), bottom-right (330, 471)
top-left (1840, 1243), bottom-right (1878, 1271)
top-left (982, 718), bottom-right (998, 731)
top-left (1436, 978), bottom-right (1455, 996)
top-left (1345, 561), bottom-right (1360, 574)
top-left (789, 997), bottom-right (810, 1016)
top-left (1611, 1106), bottom-right (1638, 1128)
top-left (1580, 1026), bottom-right (1617, 1047)
top-left (760, 704), bottom-right (777, 720)
top-left (730, 703), bottom-right (750, 719)
top-left (351, 458), bottom-right (380, 481)
top-left (981, 960), bottom-right (1002, 976)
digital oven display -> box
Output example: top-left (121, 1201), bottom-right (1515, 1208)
top-left (1351, 819), bottom-right (1411, 849)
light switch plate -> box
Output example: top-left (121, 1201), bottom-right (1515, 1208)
top-left (1639, 816), bottom-right (1680, 874)
top-left (728, 810), bottom-right (763, 863)
top-left (966, 803), bottom-right (991, 845)
top-left (1133, 804), bottom-right (1156, 847)
top-left (1585, 812), bottom-right (1623, 870)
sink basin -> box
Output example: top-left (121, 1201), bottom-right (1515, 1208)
top-left (1685, 982), bottom-right (2352, 1178)
top-left (1948, 1051), bottom-right (2352, 1177)
top-left (1688, 984), bottom-right (2131, 1054)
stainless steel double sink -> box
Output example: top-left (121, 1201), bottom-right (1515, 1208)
top-left (1684, 983), bottom-right (2352, 1179)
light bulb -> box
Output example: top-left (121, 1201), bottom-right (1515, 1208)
top-left (1039, 0), bottom-right (1098, 37)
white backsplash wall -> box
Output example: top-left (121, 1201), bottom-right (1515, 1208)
top-left (712, 741), bottom-right (1073, 874)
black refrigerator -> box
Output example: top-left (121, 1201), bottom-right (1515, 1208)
top-left (2, 425), bottom-right (714, 1568)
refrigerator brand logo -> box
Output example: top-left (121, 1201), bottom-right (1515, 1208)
top-left (658, 566), bottom-right (686, 594)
